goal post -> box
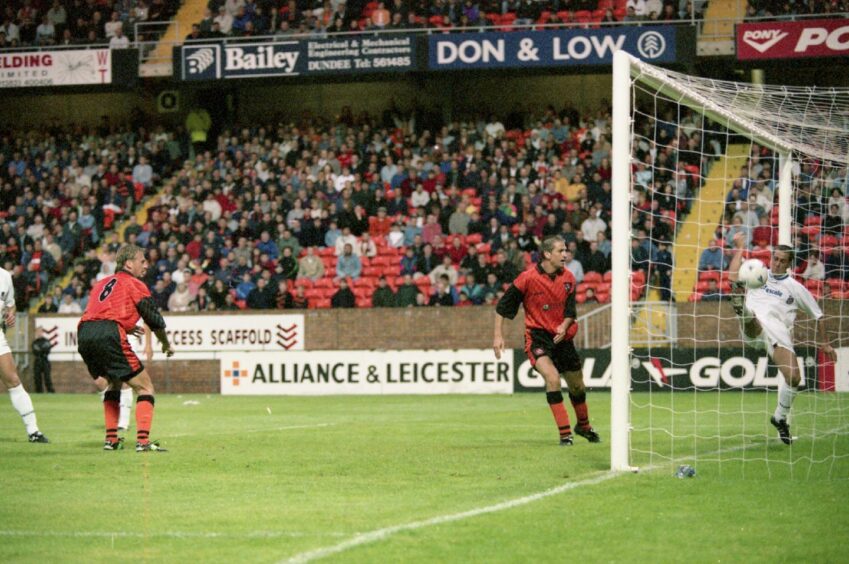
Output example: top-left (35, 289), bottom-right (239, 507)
top-left (610, 51), bottom-right (849, 476)
top-left (610, 51), bottom-right (633, 472)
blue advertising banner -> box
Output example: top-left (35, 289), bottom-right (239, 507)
top-left (428, 27), bottom-right (676, 70)
top-left (181, 35), bottom-right (415, 81)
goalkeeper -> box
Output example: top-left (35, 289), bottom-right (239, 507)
top-left (493, 236), bottom-right (600, 446)
top-left (728, 232), bottom-right (835, 444)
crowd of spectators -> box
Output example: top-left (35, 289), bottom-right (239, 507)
top-left (4, 99), bottom-right (846, 314)
top-left (0, 0), bottom-right (182, 49)
top-left (4, 99), bottom-right (630, 313)
top-left (0, 114), bottom-right (184, 312)
top-left (691, 149), bottom-right (849, 302)
top-left (2, 0), bottom-right (846, 52)
top-left (0, 0), bottom-right (707, 52)
top-left (745, 0), bottom-right (849, 21)
top-left (192, 0), bottom-right (710, 40)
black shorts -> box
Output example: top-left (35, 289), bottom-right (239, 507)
top-left (525, 328), bottom-right (582, 374)
top-left (78, 320), bottom-right (144, 382)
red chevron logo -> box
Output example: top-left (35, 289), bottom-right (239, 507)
top-left (277, 336), bottom-right (298, 350)
top-left (40, 325), bottom-right (59, 347)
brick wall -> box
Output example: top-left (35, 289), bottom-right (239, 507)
top-left (25, 302), bottom-right (849, 394)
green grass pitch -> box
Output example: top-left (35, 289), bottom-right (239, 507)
top-left (1, 392), bottom-right (847, 562)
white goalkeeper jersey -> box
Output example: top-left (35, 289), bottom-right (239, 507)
top-left (746, 271), bottom-right (822, 332)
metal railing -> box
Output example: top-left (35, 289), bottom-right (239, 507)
top-left (576, 303), bottom-right (613, 349)
top-left (8, 312), bottom-right (30, 371)
top-left (136, 20), bottom-right (181, 76)
top-left (630, 301), bottom-right (678, 346)
top-left (699, 11), bottom-right (849, 43)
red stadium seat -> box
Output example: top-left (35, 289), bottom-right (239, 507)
top-left (826, 278), bottom-right (845, 292)
top-left (557, 10), bottom-right (573, 22)
top-left (805, 279), bottom-right (824, 292)
top-left (304, 288), bottom-right (323, 300)
top-left (584, 272), bottom-right (603, 284)
top-left (578, 282), bottom-right (596, 293)
top-left (801, 225), bottom-right (820, 237)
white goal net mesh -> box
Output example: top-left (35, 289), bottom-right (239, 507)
top-left (623, 58), bottom-right (849, 479)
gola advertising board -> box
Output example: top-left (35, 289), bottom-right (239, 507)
top-left (513, 348), bottom-right (818, 392)
top-left (737, 19), bottom-right (849, 60)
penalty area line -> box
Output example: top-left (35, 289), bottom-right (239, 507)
top-left (0, 530), bottom-right (349, 540)
top-left (168, 423), bottom-right (335, 438)
top-left (281, 470), bottom-right (620, 564)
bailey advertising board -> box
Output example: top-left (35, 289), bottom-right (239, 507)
top-left (180, 35), bottom-right (415, 81)
top-left (0, 48), bottom-right (111, 88)
top-left (34, 314), bottom-right (304, 360)
top-left (428, 27), bottom-right (676, 70)
top-left (736, 19), bottom-right (849, 60)
top-left (220, 349), bottom-right (513, 395)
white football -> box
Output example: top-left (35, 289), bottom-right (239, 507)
top-left (738, 258), bottom-right (769, 289)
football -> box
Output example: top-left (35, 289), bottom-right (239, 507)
top-left (738, 258), bottom-right (769, 289)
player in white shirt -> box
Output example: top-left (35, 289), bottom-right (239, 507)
top-left (728, 233), bottom-right (836, 444)
top-left (0, 268), bottom-right (48, 443)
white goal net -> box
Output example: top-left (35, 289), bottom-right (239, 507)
top-left (610, 51), bottom-right (849, 478)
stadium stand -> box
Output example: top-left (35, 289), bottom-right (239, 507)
top-left (2, 97), bottom-right (845, 312)
top-left (0, 0), bottom-right (183, 47)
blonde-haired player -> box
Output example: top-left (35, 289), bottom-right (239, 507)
top-left (728, 232), bottom-right (835, 444)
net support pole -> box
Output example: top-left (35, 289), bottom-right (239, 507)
top-left (777, 152), bottom-right (793, 247)
top-left (610, 50), bottom-right (633, 472)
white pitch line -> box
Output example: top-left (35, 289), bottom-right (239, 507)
top-left (0, 530), bottom-right (348, 540)
top-left (281, 421), bottom-right (849, 563)
top-left (168, 423), bottom-right (335, 438)
top-left (281, 471), bottom-right (620, 564)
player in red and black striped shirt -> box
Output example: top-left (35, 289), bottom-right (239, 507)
top-left (78, 244), bottom-right (174, 452)
top-left (494, 236), bottom-right (600, 446)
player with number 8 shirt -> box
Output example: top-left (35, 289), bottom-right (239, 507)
top-left (77, 244), bottom-right (174, 452)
